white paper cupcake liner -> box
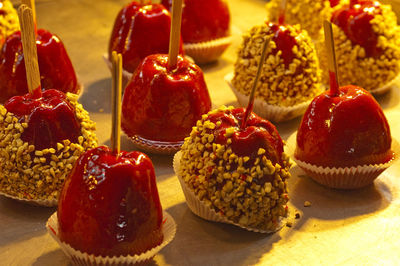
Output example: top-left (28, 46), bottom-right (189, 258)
top-left (173, 151), bottom-right (286, 234)
top-left (128, 135), bottom-right (183, 155)
top-left (0, 190), bottom-right (58, 207)
top-left (184, 36), bottom-right (232, 64)
top-left (287, 133), bottom-right (399, 189)
top-left (369, 71), bottom-right (400, 95)
top-left (103, 53), bottom-right (133, 89)
top-left (225, 72), bottom-right (322, 123)
top-left (46, 211), bottom-right (176, 265)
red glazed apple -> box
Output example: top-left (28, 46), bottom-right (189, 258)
top-left (58, 146), bottom-right (163, 257)
top-left (331, 0), bottom-right (382, 57)
top-left (109, 2), bottom-right (184, 74)
top-left (4, 88), bottom-right (81, 150)
top-left (121, 54), bottom-right (211, 144)
top-left (295, 85), bottom-right (393, 168)
top-left (0, 29), bottom-right (79, 103)
top-left (161, 0), bottom-right (230, 43)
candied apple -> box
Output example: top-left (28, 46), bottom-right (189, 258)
top-left (161, 0), bottom-right (230, 43)
top-left (331, 0), bottom-right (382, 57)
top-left (58, 146), bottom-right (163, 256)
top-left (295, 85), bottom-right (393, 168)
top-left (0, 29), bottom-right (79, 103)
top-left (0, 90), bottom-right (97, 202)
top-left (121, 54), bottom-right (211, 145)
top-left (316, 0), bottom-right (400, 92)
top-left (176, 106), bottom-right (290, 232)
top-left (109, 2), bottom-right (183, 73)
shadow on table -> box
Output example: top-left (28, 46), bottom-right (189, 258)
top-left (0, 196), bottom-right (55, 247)
top-left (33, 249), bottom-right (70, 266)
top-left (79, 78), bottom-right (112, 113)
top-left (162, 202), bottom-right (282, 266)
top-left (285, 165), bottom-right (392, 235)
top-left (374, 85), bottom-right (400, 110)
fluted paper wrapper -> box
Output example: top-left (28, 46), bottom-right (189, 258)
top-left (184, 36), bottom-right (232, 64)
top-left (103, 53), bottom-right (133, 89)
top-left (0, 191), bottom-right (57, 207)
top-left (127, 135), bottom-right (183, 155)
top-left (225, 73), bottom-right (318, 123)
top-left (46, 211), bottom-right (176, 265)
top-left (173, 151), bottom-right (285, 234)
top-left (287, 133), bottom-right (399, 189)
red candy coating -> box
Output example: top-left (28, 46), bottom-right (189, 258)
top-left (109, 2), bottom-right (183, 73)
top-left (295, 85), bottom-right (393, 167)
top-left (331, 0), bottom-right (382, 57)
top-left (0, 29), bottom-right (79, 103)
top-left (161, 0), bottom-right (230, 43)
top-left (207, 107), bottom-right (284, 167)
top-left (269, 22), bottom-right (298, 68)
top-left (4, 89), bottom-right (81, 150)
top-left (329, 0), bottom-right (340, 7)
top-left (58, 146), bottom-right (163, 257)
top-left (121, 54), bottom-right (211, 143)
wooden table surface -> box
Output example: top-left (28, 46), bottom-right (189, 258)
top-left (1, 0), bottom-right (400, 265)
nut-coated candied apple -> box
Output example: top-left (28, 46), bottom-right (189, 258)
top-left (58, 146), bottom-right (163, 257)
top-left (177, 106), bottom-right (291, 231)
top-left (161, 0), bottom-right (230, 43)
top-left (121, 54), bottom-right (211, 144)
top-left (331, 0), bottom-right (382, 57)
top-left (0, 29), bottom-right (79, 103)
top-left (295, 85), bottom-right (393, 168)
top-left (109, 1), bottom-right (183, 73)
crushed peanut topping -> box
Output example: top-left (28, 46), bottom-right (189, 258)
top-left (317, 4), bottom-right (400, 91)
top-left (0, 93), bottom-right (97, 201)
top-left (0, 0), bottom-right (19, 42)
top-left (266, 0), bottom-right (346, 40)
top-left (232, 23), bottom-right (321, 107)
top-left (179, 106), bottom-right (291, 231)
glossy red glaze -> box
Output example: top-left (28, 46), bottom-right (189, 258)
top-left (121, 54), bottom-right (211, 143)
top-left (109, 2), bottom-right (183, 73)
top-left (268, 23), bottom-right (297, 68)
top-left (329, 0), bottom-right (340, 7)
top-left (58, 146), bottom-right (163, 257)
top-left (207, 108), bottom-right (284, 166)
top-left (331, 0), bottom-right (382, 57)
top-left (0, 29), bottom-right (79, 103)
top-left (4, 89), bottom-right (81, 150)
top-left (295, 85), bottom-right (393, 167)
top-left (162, 0), bottom-right (230, 43)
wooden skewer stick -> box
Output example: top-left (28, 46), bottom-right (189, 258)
top-left (111, 51), bottom-right (122, 154)
top-left (240, 37), bottom-right (270, 129)
top-left (323, 20), bottom-right (340, 97)
top-left (168, 0), bottom-right (183, 69)
top-left (21, 0), bottom-right (36, 26)
top-left (18, 5), bottom-right (41, 95)
top-left (278, 0), bottom-right (287, 25)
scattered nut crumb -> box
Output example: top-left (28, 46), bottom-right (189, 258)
top-left (304, 201), bottom-right (311, 207)
top-left (98, 108), bottom-right (104, 113)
